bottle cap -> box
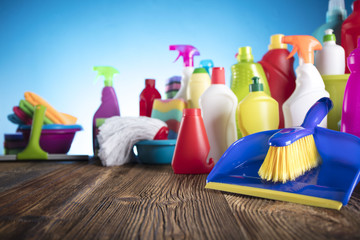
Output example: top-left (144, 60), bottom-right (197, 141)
top-left (193, 67), bottom-right (207, 74)
top-left (183, 108), bottom-right (201, 116)
top-left (211, 67), bottom-right (225, 84)
top-left (323, 29), bottom-right (336, 42)
top-left (237, 46), bottom-right (254, 62)
top-left (145, 79), bottom-right (155, 87)
top-left (269, 34), bottom-right (287, 50)
top-left (249, 76), bottom-right (264, 92)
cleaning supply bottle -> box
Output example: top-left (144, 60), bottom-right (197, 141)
top-left (341, 38), bottom-right (360, 138)
top-left (139, 79), bottom-right (161, 117)
top-left (342, 0), bottom-right (360, 73)
top-left (171, 108), bottom-right (214, 174)
top-left (282, 36), bottom-right (330, 128)
top-left (92, 66), bottom-right (121, 155)
top-left (199, 67), bottom-right (238, 163)
top-left (165, 76), bottom-right (181, 99)
top-left (169, 45), bottom-right (200, 102)
top-left (237, 76), bottom-right (279, 137)
top-left (231, 46), bottom-right (271, 138)
top-left (315, 29), bottom-right (345, 75)
top-left (258, 34), bottom-right (296, 129)
top-left (199, 59), bottom-right (214, 76)
top-left (313, 0), bottom-right (347, 45)
top-left (187, 68), bottom-right (211, 108)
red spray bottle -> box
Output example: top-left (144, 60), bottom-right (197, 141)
top-left (139, 79), bottom-right (161, 117)
top-left (258, 34), bottom-right (296, 129)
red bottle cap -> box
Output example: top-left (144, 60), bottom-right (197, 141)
top-left (183, 108), bottom-right (201, 116)
top-left (145, 79), bottom-right (155, 87)
top-left (211, 67), bottom-right (225, 84)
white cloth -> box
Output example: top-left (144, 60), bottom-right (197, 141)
top-left (98, 116), bottom-right (167, 167)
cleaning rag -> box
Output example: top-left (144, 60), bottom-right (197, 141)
top-left (18, 100), bottom-right (54, 124)
top-left (97, 116), bottom-right (167, 167)
top-left (24, 92), bottom-right (77, 125)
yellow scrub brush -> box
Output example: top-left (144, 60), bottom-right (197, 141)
top-left (259, 97), bottom-right (333, 183)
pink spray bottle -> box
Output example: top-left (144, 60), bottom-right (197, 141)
top-left (169, 45), bottom-right (200, 102)
top-left (92, 66), bottom-right (121, 155)
top-left (341, 38), bottom-right (360, 138)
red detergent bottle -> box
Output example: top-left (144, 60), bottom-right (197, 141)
top-left (92, 66), bottom-right (121, 156)
top-left (342, 0), bottom-right (360, 73)
top-left (139, 79), bottom-right (161, 117)
top-left (171, 108), bottom-right (214, 174)
top-left (258, 34), bottom-right (296, 129)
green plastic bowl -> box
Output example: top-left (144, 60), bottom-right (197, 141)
top-left (134, 140), bottom-right (176, 164)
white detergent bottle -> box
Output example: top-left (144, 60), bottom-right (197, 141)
top-left (199, 67), bottom-right (238, 163)
top-left (282, 35), bottom-right (330, 128)
top-left (315, 29), bottom-right (345, 75)
top-left (169, 45), bottom-right (200, 102)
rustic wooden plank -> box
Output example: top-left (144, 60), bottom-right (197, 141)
top-left (224, 189), bottom-right (360, 240)
top-left (0, 162), bottom-right (73, 193)
top-left (0, 162), bottom-right (359, 240)
top-left (35, 164), bottom-right (243, 239)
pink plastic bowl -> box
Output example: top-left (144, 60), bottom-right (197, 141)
top-left (18, 124), bottom-right (82, 154)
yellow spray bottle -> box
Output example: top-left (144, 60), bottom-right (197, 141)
top-left (237, 76), bottom-right (279, 137)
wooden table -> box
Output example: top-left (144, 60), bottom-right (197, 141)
top-left (0, 160), bottom-right (360, 239)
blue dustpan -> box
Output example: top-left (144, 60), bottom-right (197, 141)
top-left (206, 125), bottom-right (360, 210)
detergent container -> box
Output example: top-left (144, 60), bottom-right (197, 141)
top-left (199, 67), bottom-right (238, 164)
top-left (258, 34), bottom-right (296, 129)
top-left (282, 35), bottom-right (330, 128)
top-left (187, 68), bottom-right (211, 108)
top-left (231, 46), bottom-right (271, 138)
top-left (237, 76), bottom-right (279, 137)
top-left (342, 0), bottom-right (360, 73)
top-left (341, 38), bottom-right (360, 138)
top-left (169, 45), bottom-right (200, 102)
top-left (315, 29), bottom-right (345, 75)
top-left (139, 79), bottom-right (161, 117)
top-left (92, 66), bottom-right (120, 156)
top-left (313, 0), bottom-right (347, 45)
top-left (171, 108), bottom-right (214, 174)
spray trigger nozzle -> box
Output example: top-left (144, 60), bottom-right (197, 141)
top-left (287, 46), bottom-right (299, 60)
top-left (93, 66), bottom-right (119, 87)
top-left (169, 44), bottom-right (200, 67)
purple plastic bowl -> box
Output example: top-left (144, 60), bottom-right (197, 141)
top-left (18, 126), bottom-right (82, 154)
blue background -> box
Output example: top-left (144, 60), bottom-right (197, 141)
top-left (0, 0), bottom-right (354, 155)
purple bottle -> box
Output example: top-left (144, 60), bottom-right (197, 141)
top-left (341, 38), bottom-right (360, 138)
top-left (93, 66), bottom-right (121, 155)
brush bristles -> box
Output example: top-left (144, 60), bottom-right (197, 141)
top-left (258, 135), bottom-right (321, 183)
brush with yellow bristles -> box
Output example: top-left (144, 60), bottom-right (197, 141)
top-left (259, 97), bottom-right (333, 183)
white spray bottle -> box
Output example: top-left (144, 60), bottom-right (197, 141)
top-left (315, 29), bottom-right (345, 75)
top-left (282, 35), bottom-right (330, 128)
top-left (169, 45), bottom-right (200, 102)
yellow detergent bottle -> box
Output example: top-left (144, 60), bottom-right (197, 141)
top-left (187, 67), bottom-right (211, 108)
top-left (237, 76), bottom-right (279, 137)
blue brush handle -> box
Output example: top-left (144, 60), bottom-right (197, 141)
top-left (301, 97), bottom-right (333, 129)
top-left (269, 97), bottom-right (333, 147)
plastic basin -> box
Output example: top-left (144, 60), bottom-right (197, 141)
top-left (134, 140), bottom-right (176, 164)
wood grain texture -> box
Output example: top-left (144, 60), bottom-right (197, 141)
top-left (0, 161), bottom-right (359, 240)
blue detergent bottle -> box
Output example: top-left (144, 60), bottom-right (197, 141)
top-left (313, 0), bottom-right (347, 45)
